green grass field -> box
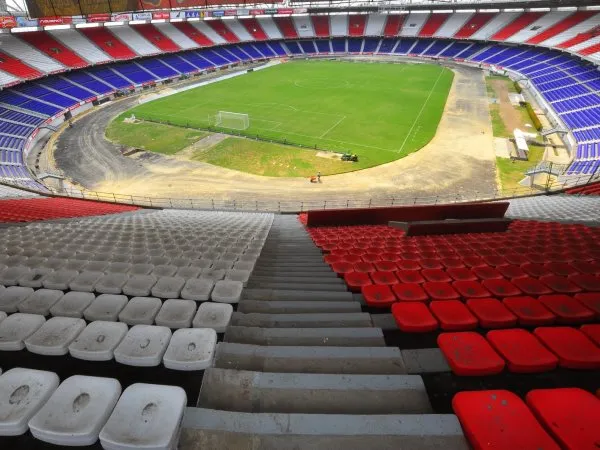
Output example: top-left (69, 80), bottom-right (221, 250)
top-left (126, 60), bottom-right (454, 169)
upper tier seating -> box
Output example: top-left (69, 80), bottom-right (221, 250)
top-left (18, 31), bottom-right (88, 69)
top-left (78, 27), bottom-right (137, 60)
top-left (0, 198), bottom-right (138, 222)
top-left (0, 35), bottom-right (64, 75)
top-left (0, 51), bottom-right (41, 80)
top-left (171, 21), bottom-right (214, 46)
top-left (131, 24), bottom-right (181, 53)
top-left (108, 25), bottom-right (161, 56)
top-left (48, 28), bottom-right (111, 65)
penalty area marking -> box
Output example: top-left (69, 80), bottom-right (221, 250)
top-left (396, 68), bottom-right (446, 154)
top-left (319, 115), bottom-right (347, 139)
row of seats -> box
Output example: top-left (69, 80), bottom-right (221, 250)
top-left (454, 388), bottom-right (599, 450)
top-left (566, 180), bottom-right (600, 195)
top-left (390, 294), bottom-right (599, 331)
top-left (0, 368), bottom-right (186, 448)
top-left (0, 313), bottom-right (218, 370)
top-left (0, 198), bottom-right (139, 222)
top-left (438, 327), bottom-right (600, 375)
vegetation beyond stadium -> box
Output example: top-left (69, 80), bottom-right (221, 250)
top-left (108, 60), bottom-right (454, 176)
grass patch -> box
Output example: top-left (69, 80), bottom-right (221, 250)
top-left (496, 144), bottom-right (545, 192)
top-left (123, 60), bottom-right (453, 171)
top-left (489, 105), bottom-right (510, 138)
top-left (106, 115), bottom-right (207, 155)
top-left (192, 137), bottom-right (363, 177)
top-left (487, 75), bottom-right (518, 93)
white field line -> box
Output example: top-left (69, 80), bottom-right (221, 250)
top-left (396, 68), bottom-right (445, 154)
top-left (319, 115), bottom-right (347, 138)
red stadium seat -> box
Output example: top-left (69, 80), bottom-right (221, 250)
top-left (395, 270), bottom-right (425, 284)
top-left (568, 274), bottom-right (600, 292)
top-left (496, 264), bottom-right (528, 279)
top-left (452, 280), bottom-right (491, 299)
top-left (361, 284), bottom-right (396, 308)
top-left (544, 262), bottom-right (580, 277)
top-left (461, 256), bottom-right (487, 268)
top-left (539, 295), bottom-right (595, 324)
top-left (391, 302), bottom-right (438, 332)
top-left (446, 267), bottom-right (477, 281)
top-left (466, 299), bottom-right (518, 329)
top-left (504, 253), bottom-right (530, 265)
top-left (571, 260), bottom-right (600, 275)
top-left (534, 327), bottom-right (600, 369)
top-left (353, 262), bottom-right (376, 273)
top-left (473, 266), bottom-right (503, 280)
top-left (482, 279), bottom-right (522, 297)
top-left (331, 262), bottom-right (354, 275)
top-left (512, 277), bottom-right (553, 296)
top-left (526, 388), bottom-right (600, 450)
top-left (361, 253), bottom-right (381, 263)
top-left (502, 296), bottom-right (556, 326)
top-left (419, 258), bottom-right (443, 269)
top-left (482, 255), bottom-right (508, 267)
top-left (423, 282), bottom-right (460, 300)
top-left (396, 260), bottom-right (421, 270)
top-left (343, 254), bottom-right (363, 264)
top-left (580, 324), bottom-right (600, 346)
top-left (438, 332), bottom-right (505, 376)
top-left (429, 300), bottom-right (478, 331)
top-left (374, 261), bottom-right (397, 271)
top-left (574, 293), bottom-right (600, 317)
top-left (344, 272), bottom-right (372, 292)
top-left (539, 275), bottom-right (582, 294)
top-left (421, 268), bottom-right (452, 282)
top-left (486, 329), bottom-right (558, 373)
top-left (521, 262), bottom-right (553, 278)
top-left (391, 283), bottom-right (429, 302)
top-left (453, 390), bottom-right (560, 450)
top-left (370, 271), bottom-right (399, 285)
top-left (324, 253), bottom-right (345, 264)
top-left (440, 258), bottom-right (465, 269)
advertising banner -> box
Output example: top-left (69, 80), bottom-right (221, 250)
top-left (277, 8), bottom-right (293, 14)
top-left (237, 9), bottom-right (249, 16)
top-left (16, 16), bottom-right (39, 27)
top-left (39, 16), bottom-right (73, 25)
top-left (185, 10), bottom-right (200, 18)
top-left (132, 11), bottom-right (152, 20)
top-left (0, 15), bottom-right (17, 28)
top-left (111, 12), bottom-right (133, 21)
top-left (211, 10), bottom-right (224, 17)
top-left (87, 13), bottom-right (110, 22)
top-left (170, 10), bottom-right (184, 19)
top-left (224, 9), bottom-right (237, 16)
top-left (293, 8), bottom-right (307, 14)
top-left (264, 9), bottom-right (277, 14)
top-left (249, 9), bottom-right (263, 15)
top-left (152, 11), bottom-right (169, 19)
top-left (72, 15), bottom-right (87, 24)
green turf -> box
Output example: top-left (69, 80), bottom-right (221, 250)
top-left (193, 137), bottom-right (365, 177)
top-left (496, 144), bottom-right (545, 192)
top-left (106, 115), bottom-right (207, 154)
top-left (126, 60), bottom-right (454, 169)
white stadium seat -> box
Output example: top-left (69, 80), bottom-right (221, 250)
top-left (163, 328), bottom-right (217, 370)
top-left (114, 325), bottom-right (172, 367)
top-left (155, 299), bottom-right (197, 329)
top-left (192, 302), bottom-right (233, 332)
top-left (50, 291), bottom-right (95, 318)
top-left (0, 286), bottom-right (34, 313)
top-left (211, 280), bottom-right (243, 304)
top-left (17, 289), bottom-right (63, 315)
top-left (0, 313), bottom-right (45, 351)
top-left (69, 321), bottom-right (128, 361)
top-left (83, 294), bottom-right (128, 322)
top-left (118, 296), bottom-right (162, 325)
top-left (25, 317), bottom-right (86, 356)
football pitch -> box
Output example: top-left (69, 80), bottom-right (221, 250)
top-left (128, 60), bottom-right (454, 167)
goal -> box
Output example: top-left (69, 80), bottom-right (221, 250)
top-left (214, 111), bottom-right (250, 130)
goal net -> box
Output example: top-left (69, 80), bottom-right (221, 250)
top-left (214, 111), bottom-right (250, 130)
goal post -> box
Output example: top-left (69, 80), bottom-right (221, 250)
top-left (214, 111), bottom-right (250, 130)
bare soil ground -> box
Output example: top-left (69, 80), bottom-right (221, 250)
top-left (50, 64), bottom-right (497, 202)
top-left (489, 79), bottom-right (525, 133)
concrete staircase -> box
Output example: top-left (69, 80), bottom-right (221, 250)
top-left (181, 215), bottom-right (468, 449)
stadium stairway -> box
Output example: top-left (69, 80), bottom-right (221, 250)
top-left (181, 214), bottom-right (469, 449)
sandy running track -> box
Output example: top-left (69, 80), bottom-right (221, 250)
top-left (53, 63), bottom-right (497, 202)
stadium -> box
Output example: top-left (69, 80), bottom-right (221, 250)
top-left (0, 0), bottom-right (599, 447)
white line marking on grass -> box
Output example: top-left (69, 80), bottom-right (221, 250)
top-left (319, 116), bottom-right (347, 138)
top-left (396, 68), bottom-right (445, 154)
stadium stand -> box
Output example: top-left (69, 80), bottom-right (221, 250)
top-left (18, 31), bottom-right (88, 69)
top-left (566, 180), bottom-right (600, 195)
top-left (78, 27), bottom-right (137, 60)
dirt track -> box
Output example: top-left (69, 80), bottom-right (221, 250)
top-left (53, 64), bottom-right (497, 202)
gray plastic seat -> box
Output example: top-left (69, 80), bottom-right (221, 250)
top-left (149, 256), bottom-right (170, 266)
top-left (114, 325), bottom-right (172, 367)
top-left (0, 313), bottom-right (45, 350)
top-left (50, 292), bottom-right (95, 318)
top-left (42, 269), bottom-right (78, 290)
top-left (151, 276), bottom-right (185, 299)
top-left (130, 255), bottom-right (151, 264)
top-left (0, 311), bottom-right (5, 323)
top-left (69, 321), bottom-right (128, 361)
top-left (95, 273), bottom-right (128, 295)
top-left (106, 262), bottom-right (132, 274)
top-left (18, 289), bottom-right (64, 315)
top-left (163, 328), bottom-right (217, 371)
top-left (23, 256), bottom-right (47, 269)
top-left (73, 252), bottom-right (94, 261)
top-left (151, 265), bottom-right (178, 278)
top-left (211, 280), bottom-right (243, 304)
top-left (0, 266), bottom-right (31, 286)
top-left (25, 317), bottom-right (86, 356)
top-left (122, 275), bottom-right (157, 297)
top-left (118, 297), bottom-right (162, 325)
top-left (175, 267), bottom-right (202, 279)
top-left (83, 261), bottom-right (110, 273)
top-left (28, 375), bottom-right (121, 446)
top-left (84, 295), bottom-right (128, 322)
top-left (180, 278), bottom-right (214, 301)
top-left (233, 260), bottom-right (255, 271)
top-left (129, 263), bottom-right (154, 275)
top-left (0, 286), bottom-right (34, 313)
top-left (40, 258), bottom-right (65, 270)
top-left (189, 259), bottom-right (213, 270)
top-left (225, 269), bottom-right (251, 286)
top-left (0, 368), bottom-right (59, 435)
top-left (99, 383), bottom-right (186, 450)
top-left (69, 271), bottom-right (104, 292)
top-left (210, 260), bottom-right (233, 271)
top-left (18, 268), bottom-right (53, 289)
top-left (155, 299), bottom-right (197, 329)
top-left (63, 260), bottom-right (87, 271)
top-left (200, 268), bottom-right (226, 282)
top-left (192, 302), bottom-right (233, 333)
top-left (92, 253), bottom-right (111, 262)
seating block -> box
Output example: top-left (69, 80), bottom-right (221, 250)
top-left (534, 327), bottom-right (600, 369)
top-left (487, 329), bottom-right (558, 373)
top-left (438, 332), bottom-right (505, 376)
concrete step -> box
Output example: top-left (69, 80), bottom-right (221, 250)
top-left (245, 282), bottom-right (347, 291)
top-left (198, 369), bottom-right (433, 414)
top-left (224, 326), bottom-right (386, 347)
top-left (243, 289), bottom-right (354, 302)
top-left (251, 270), bottom-right (337, 279)
top-left (213, 343), bottom-right (407, 374)
top-left (231, 312), bottom-right (372, 328)
top-left (237, 300), bottom-right (362, 314)
top-left (181, 409), bottom-right (469, 450)
top-left (249, 276), bottom-right (344, 285)
top-left (255, 264), bottom-right (330, 271)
